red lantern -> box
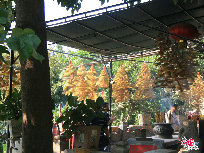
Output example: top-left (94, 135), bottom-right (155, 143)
top-left (169, 23), bottom-right (198, 41)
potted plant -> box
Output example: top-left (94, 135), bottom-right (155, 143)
top-left (57, 95), bottom-right (105, 149)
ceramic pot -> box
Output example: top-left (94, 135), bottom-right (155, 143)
top-left (153, 123), bottom-right (174, 139)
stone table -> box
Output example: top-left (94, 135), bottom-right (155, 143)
top-left (126, 132), bottom-right (179, 150)
top-left (144, 149), bottom-right (177, 153)
top-left (149, 133), bottom-right (179, 148)
top-left (62, 149), bottom-right (107, 153)
top-left (126, 138), bottom-right (163, 150)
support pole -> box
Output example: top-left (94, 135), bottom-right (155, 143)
top-left (7, 50), bottom-right (14, 153)
top-left (109, 60), bottom-right (112, 119)
top-left (9, 50), bottom-right (14, 97)
top-left (109, 59), bottom-right (113, 146)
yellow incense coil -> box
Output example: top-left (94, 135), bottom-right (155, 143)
top-left (96, 66), bottom-right (109, 89)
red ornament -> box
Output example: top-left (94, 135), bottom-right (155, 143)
top-left (169, 23), bottom-right (198, 41)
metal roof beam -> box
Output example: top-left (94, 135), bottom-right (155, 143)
top-left (177, 4), bottom-right (204, 26)
top-left (73, 20), bottom-right (150, 50)
top-left (112, 15), bottom-right (203, 44)
top-left (136, 5), bottom-right (169, 28)
top-left (48, 49), bottom-right (101, 62)
top-left (105, 13), bottom-right (156, 41)
top-left (47, 28), bottom-right (118, 55)
top-left (90, 33), bottom-right (152, 50)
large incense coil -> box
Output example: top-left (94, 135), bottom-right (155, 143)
top-left (113, 63), bottom-right (132, 90)
top-left (155, 33), bottom-right (199, 91)
top-left (74, 76), bottom-right (90, 101)
top-left (77, 61), bottom-right (86, 76)
top-left (88, 91), bottom-right (98, 101)
top-left (96, 66), bottom-right (109, 89)
top-left (62, 61), bottom-right (77, 96)
top-left (63, 61), bottom-right (76, 79)
top-left (112, 89), bottom-right (130, 103)
top-left (86, 65), bottom-right (98, 93)
top-left (112, 63), bottom-right (131, 103)
top-left (134, 62), bottom-right (155, 100)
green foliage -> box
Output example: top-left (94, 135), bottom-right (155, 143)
top-left (0, 5), bottom-right (44, 63)
top-left (56, 0), bottom-right (110, 14)
top-left (0, 45), bottom-right (9, 62)
top-left (56, 0), bottom-right (83, 13)
top-left (0, 89), bottom-right (22, 121)
top-left (0, 29), bottom-right (6, 42)
top-left (32, 50), bottom-right (44, 63)
top-left (0, 121), bottom-right (7, 143)
top-left (57, 95), bottom-right (105, 139)
top-left (49, 51), bottom-right (70, 106)
top-left (0, 8), bottom-right (8, 25)
top-left (3, 143), bottom-right (6, 152)
top-left (6, 28), bottom-right (44, 62)
top-left (0, 4), bottom-right (14, 34)
top-left (0, 6), bottom-right (12, 63)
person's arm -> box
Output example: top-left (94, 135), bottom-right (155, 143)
top-left (165, 111), bottom-right (171, 123)
top-left (108, 115), bottom-right (116, 125)
top-left (175, 115), bottom-right (181, 127)
top-left (104, 127), bottom-right (110, 138)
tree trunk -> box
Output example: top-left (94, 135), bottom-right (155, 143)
top-left (16, 0), bottom-right (53, 153)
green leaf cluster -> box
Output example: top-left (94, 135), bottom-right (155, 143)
top-left (0, 45), bottom-right (9, 62)
top-left (57, 95), bottom-right (105, 139)
top-left (6, 28), bottom-right (44, 62)
top-left (0, 5), bottom-right (44, 63)
top-left (0, 7), bottom-right (12, 62)
top-left (0, 2), bottom-right (14, 33)
top-left (0, 89), bottom-right (22, 121)
top-left (56, 0), bottom-right (111, 14)
top-left (0, 121), bottom-right (7, 143)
